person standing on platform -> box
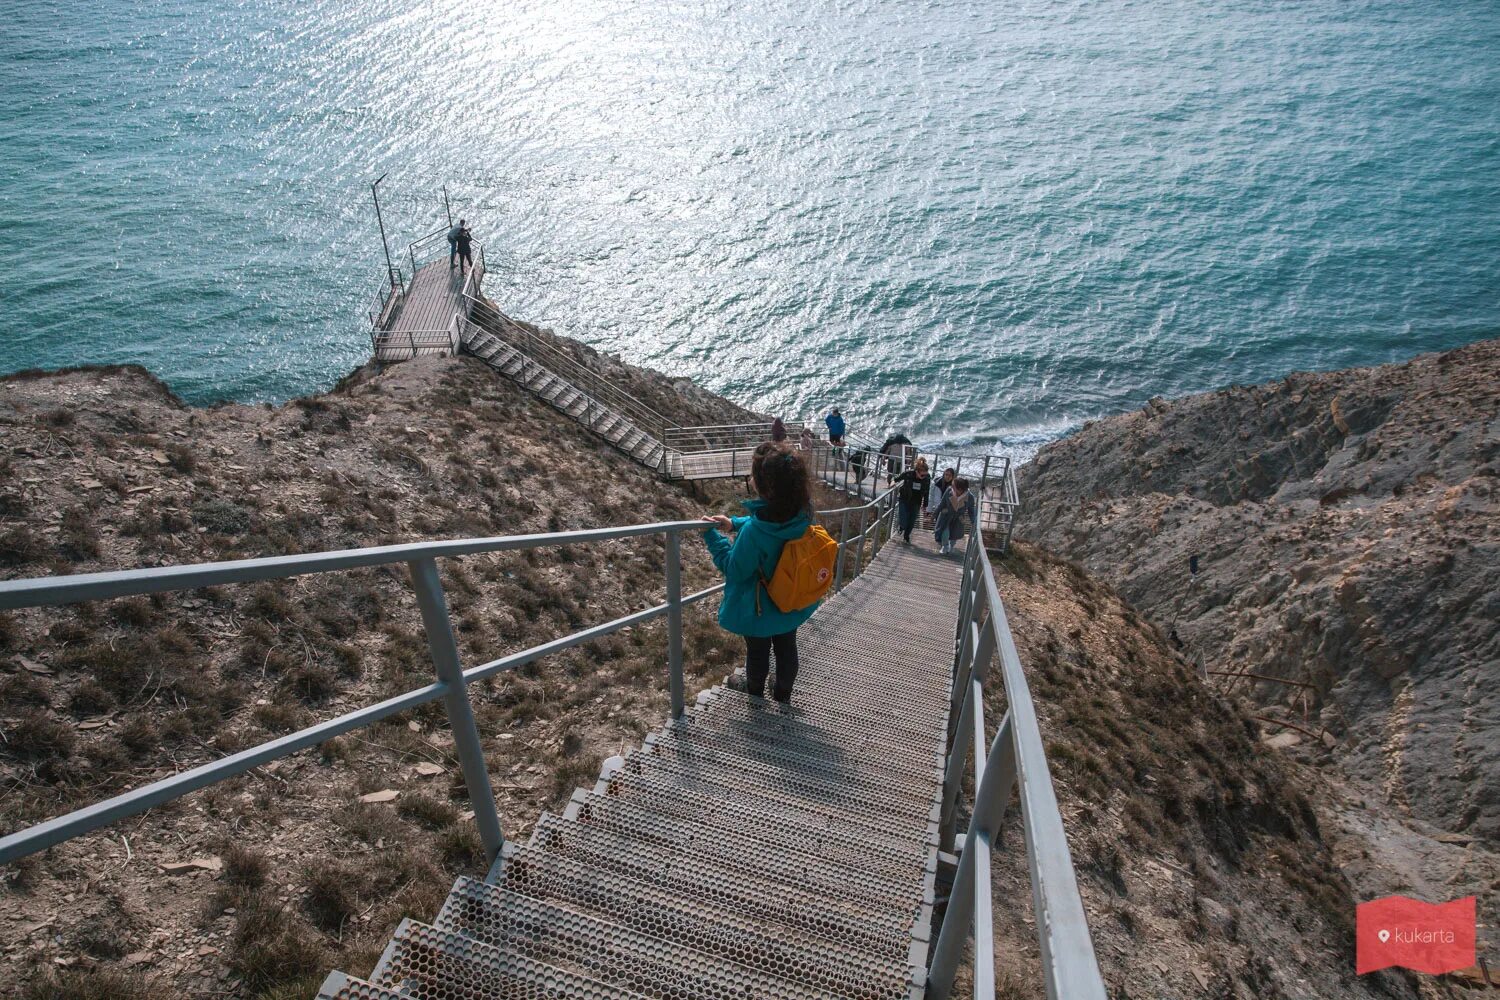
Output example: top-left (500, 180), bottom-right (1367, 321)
top-left (770, 417), bottom-right (787, 442)
top-left (455, 222), bottom-right (474, 274)
top-left (448, 219), bottom-right (465, 269)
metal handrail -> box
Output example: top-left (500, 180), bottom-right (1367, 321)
top-left (457, 319), bottom-right (664, 471)
top-left (464, 293), bottom-right (674, 440)
top-left (0, 520), bottom-right (707, 867)
top-left (927, 516), bottom-right (1106, 998)
top-left (0, 481), bottom-right (902, 870)
top-left (663, 422), bottom-right (808, 454)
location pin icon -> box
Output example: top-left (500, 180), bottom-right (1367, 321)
top-left (1377, 929), bottom-right (1391, 943)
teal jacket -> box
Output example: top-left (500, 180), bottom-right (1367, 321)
top-left (701, 499), bottom-right (820, 638)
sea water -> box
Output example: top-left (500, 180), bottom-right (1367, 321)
top-left (2, 0), bottom-right (1497, 459)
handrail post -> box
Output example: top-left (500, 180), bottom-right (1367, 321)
top-left (409, 558), bottom-right (505, 862)
top-left (854, 508), bottom-right (867, 576)
top-left (834, 511), bottom-right (850, 591)
top-left (929, 711), bottom-right (1017, 1000)
top-left (665, 531), bottom-right (685, 718)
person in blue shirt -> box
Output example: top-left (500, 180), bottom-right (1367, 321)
top-left (824, 407), bottom-right (846, 447)
top-left (700, 442), bottom-right (818, 703)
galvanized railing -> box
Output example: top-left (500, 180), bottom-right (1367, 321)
top-left (663, 422), bottom-right (808, 454)
top-left (928, 521), bottom-right (1106, 1000)
top-left (368, 271), bottom-right (405, 330)
top-left (0, 485), bottom-right (901, 870)
top-left (463, 293), bottom-right (676, 444)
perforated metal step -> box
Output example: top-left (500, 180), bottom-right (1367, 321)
top-left (426, 881), bottom-right (877, 1000)
top-left (598, 765), bottom-right (933, 862)
top-left (443, 873), bottom-right (915, 1000)
top-left (625, 743), bottom-right (938, 831)
top-left (562, 788), bottom-right (929, 893)
top-left (367, 919), bottom-right (653, 999)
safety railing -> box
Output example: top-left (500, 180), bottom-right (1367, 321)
top-left (663, 422), bottom-right (807, 454)
top-left (463, 293), bottom-right (675, 444)
top-left (0, 522), bottom-right (720, 868)
top-left (367, 271), bottom-right (405, 332)
top-left (458, 317), bottom-right (665, 471)
top-left (408, 227), bottom-right (453, 275)
top-left (0, 482), bottom-right (904, 871)
top-left (927, 521), bottom-right (1106, 999)
top-left (372, 313), bottom-right (464, 360)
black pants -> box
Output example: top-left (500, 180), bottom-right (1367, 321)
top-left (898, 499), bottom-right (921, 540)
top-left (457, 246), bottom-right (473, 270)
top-left (745, 630), bottom-right (799, 702)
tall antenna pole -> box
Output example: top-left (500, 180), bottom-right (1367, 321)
top-left (371, 173), bottom-right (398, 293)
top-left (442, 185), bottom-right (453, 229)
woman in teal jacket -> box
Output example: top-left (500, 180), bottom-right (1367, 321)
top-left (701, 442), bottom-right (819, 703)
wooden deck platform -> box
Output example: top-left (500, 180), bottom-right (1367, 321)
top-left (373, 249), bottom-right (486, 361)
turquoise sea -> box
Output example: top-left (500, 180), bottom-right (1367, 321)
top-left (2, 0), bottom-right (1497, 458)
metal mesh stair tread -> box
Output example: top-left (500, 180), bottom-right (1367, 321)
top-left (564, 788), bottom-right (929, 889)
top-left (616, 748), bottom-right (937, 839)
top-left (628, 742), bottom-right (937, 829)
top-left (472, 855), bottom-right (914, 997)
top-left (537, 805), bottom-right (919, 908)
top-left (658, 712), bottom-right (943, 786)
top-left (528, 812), bottom-right (921, 940)
top-left (438, 875), bottom-right (906, 1000)
top-left (695, 686), bottom-right (946, 745)
top-left (368, 919), bottom-right (657, 1000)
top-left (399, 893), bottom-right (864, 1000)
top-left (600, 766), bottom-right (934, 861)
top-left (638, 735), bottom-right (937, 822)
top-left (500, 839), bottom-right (915, 956)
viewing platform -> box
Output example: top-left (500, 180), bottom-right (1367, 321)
top-left (368, 228), bottom-right (487, 362)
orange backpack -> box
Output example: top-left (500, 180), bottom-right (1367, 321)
top-left (759, 525), bottom-right (839, 614)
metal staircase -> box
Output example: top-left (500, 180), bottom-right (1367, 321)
top-left (460, 298), bottom-right (670, 473)
top-left (316, 534), bottom-right (961, 1000)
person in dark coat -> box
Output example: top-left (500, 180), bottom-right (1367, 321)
top-left (455, 224), bottom-right (474, 274)
top-left (448, 219), bottom-right (465, 269)
top-left (879, 433), bottom-right (913, 479)
top-left (770, 417), bottom-right (787, 442)
top-left (892, 457), bottom-right (932, 544)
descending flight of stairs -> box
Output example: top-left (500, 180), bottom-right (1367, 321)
top-left (460, 305), bottom-right (668, 473)
top-left (315, 534), bottom-right (962, 1000)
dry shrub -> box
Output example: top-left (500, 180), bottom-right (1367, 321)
top-left (229, 891), bottom-right (325, 993)
top-left (398, 793), bottom-right (458, 829)
top-left (16, 969), bottom-right (152, 1000)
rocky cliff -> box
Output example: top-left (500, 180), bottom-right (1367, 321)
top-left (1019, 338), bottom-right (1499, 967)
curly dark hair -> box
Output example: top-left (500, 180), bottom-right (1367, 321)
top-left (750, 442), bottom-right (813, 523)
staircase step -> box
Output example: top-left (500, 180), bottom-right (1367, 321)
top-left (625, 742), bottom-right (937, 832)
top-left (370, 918), bottom-right (651, 999)
top-left (668, 700), bottom-right (945, 782)
top-left (697, 684), bottom-right (943, 743)
top-left (598, 765), bottom-right (932, 861)
top-left (520, 821), bottom-right (915, 949)
top-left (644, 725), bottom-right (938, 799)
top-left (419, 891), bottom-right (854, 1000)
top-left (444, 873), bottom-right (913, 1000)
top-left (563, 789), bottom-right (927, 897)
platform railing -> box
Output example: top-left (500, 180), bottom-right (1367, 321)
top-left (0, 483), bottom-right (902, 871)
top-left (663, 422), bottom-right (807, 454)
top-left (928, 521), bottom-right (1106, 1000)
